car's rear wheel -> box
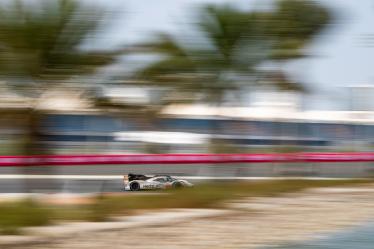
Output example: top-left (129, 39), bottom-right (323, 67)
top-left (130, 182), bottom-right (140, 191)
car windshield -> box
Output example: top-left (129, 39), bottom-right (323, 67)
top-left (153, 176), bottom-right (177, 182)
top-left (153, 177), bottom-right (166, 182)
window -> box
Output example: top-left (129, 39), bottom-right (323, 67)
top-left (166, 176), bottom-right (174, 182)
top-left (154, 177), bottom-right (166, 183)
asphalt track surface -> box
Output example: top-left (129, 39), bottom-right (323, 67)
top-left (0, 162), bottom-right (373, 193)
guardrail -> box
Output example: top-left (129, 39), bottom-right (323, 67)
top-left (0, 152), bottom-right (373, 166)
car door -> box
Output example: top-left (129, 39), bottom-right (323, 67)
top-left (146, 177), bottom-right (166, 189)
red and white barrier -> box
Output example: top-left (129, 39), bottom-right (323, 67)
top-left (0, 152), bottom-right (372, 167)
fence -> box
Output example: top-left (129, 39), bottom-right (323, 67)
top-left (0, 152), bottom-right (373, 167)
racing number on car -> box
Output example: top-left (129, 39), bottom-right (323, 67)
top-left (143, 184), bottom-right (160, 189)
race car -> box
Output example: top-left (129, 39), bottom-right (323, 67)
top-left (123, 174), bottom-right (193, 191)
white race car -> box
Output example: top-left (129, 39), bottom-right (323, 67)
top-left (123, 174), bottom-right (193, 191)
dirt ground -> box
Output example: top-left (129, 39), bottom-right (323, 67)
top-left (7, 185), bottom-right (374, 249)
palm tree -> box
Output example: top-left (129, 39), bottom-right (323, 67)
top-left (136, 5), bottom-right (270, 106)
top-left (0, 0), bottom-right (118, 155)
top-left (0, 0), bottom-right (119, 192)
top-left (264, 0), bottom-right (332, 92)
top-left (137, 0), bottom-right (331, 99)
top-left (0, 0), bottom-right (115, 83)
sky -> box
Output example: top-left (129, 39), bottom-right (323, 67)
top-left (86, 0), bottom-right (374, 111)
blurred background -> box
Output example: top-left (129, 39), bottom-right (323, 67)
top-left (0, 0), bottom-right (372, 156)
top-left (0, 1), bottom-right (374, 248)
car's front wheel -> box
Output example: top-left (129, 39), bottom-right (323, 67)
top-left (130, 182), bottom-right (140, 191)
top-left (172, 182), bottom-right (183, 189)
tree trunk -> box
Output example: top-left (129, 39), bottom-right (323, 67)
top-left (21, 109), bottom-right (56, 193)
